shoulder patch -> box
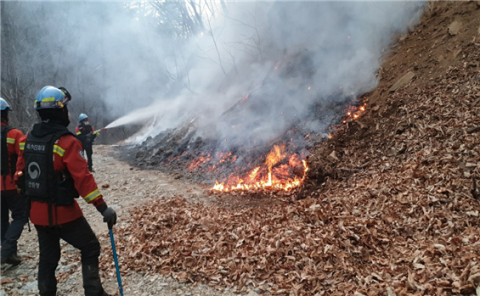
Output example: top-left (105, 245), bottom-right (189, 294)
top-left (79, 150), bottom-right (85, 159)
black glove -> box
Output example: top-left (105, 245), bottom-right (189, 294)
top-left (101, 207), bottom-right (117, 229)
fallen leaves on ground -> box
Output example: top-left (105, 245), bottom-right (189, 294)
top-left (99, 3), bottom-right (480, 295)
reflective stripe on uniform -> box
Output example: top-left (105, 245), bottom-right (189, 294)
top-left (6, 137), bottom-right (15, 144)
top-left (76, 131), bottom-right (81, 135)
top-left (21, 142), bottom-right (66, 156)
top-left (84, 189), bottom-right (101, 202)
top-left (53, 145), bottom-right (65, 157)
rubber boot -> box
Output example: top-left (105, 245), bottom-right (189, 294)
top-left (82, 263), bottom-right (108, 296)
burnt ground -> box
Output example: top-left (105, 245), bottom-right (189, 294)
top-left (2, 1), bottom-right (480, 296)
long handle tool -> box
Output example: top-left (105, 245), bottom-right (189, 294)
top-left (109, 226), bottom-right (124, 296)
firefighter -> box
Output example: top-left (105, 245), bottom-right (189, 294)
top-left (75, 113), bottom-right (100, 172)
top-left (0, 98), bottom-right (28, 265)
top-left (15, 86), bottom-right (116, 296)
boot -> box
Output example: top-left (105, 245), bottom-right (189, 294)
top-left (82, 263), bottom-right (106, 296)
top-left (1, 254), bottom-right (21, 265)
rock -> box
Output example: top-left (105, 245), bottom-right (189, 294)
top-left (448, 21), bottom-right (462, 36)
top-left (246, 290), bottom-right (260, 296)
top-left (389, 72), bottom-right (415, 92)
top-left (57, 264), bottom-right (71, 273)
top-left (328, 150), bottom-right (340, 162)
top-left (20, 281), bottom-right (37, 291)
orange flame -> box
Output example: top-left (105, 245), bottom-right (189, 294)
top-left (341, 102), bottom-right (367, 125)
top-left (211, 145), bottom-right (309, 192)
top-left (188, 154), bottom-right (211, 171)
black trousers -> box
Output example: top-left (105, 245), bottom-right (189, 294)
top-left (35, 216), bottom-right (106, 296)
top-left (84, 144), bottom-right (93, 171)
top-left (1, 189), bottom-right (28, 258)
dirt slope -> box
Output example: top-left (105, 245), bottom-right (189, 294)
top-left (102, 2), bottom-right (480, 296)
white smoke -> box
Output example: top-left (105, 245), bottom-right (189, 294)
top-left (121, 1), bottom-right (425, 147)
top-left (3, 1), bottom-right (424, 146)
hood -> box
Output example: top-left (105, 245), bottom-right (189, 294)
top-left (31, 122), bottom-right (69, 138)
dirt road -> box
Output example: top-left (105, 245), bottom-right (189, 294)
top-left (1, 145), bottom-right (246, 296)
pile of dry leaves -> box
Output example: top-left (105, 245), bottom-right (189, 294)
top-left (100, 3), bottom-right (480, 295)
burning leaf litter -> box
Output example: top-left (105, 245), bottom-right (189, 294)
top-left (211, 145), bottom-right (309, 192)
top-left (100, 5), bottom-right (480, 293)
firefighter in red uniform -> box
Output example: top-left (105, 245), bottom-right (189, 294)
top-left (15, 86), bottom-right (116, 296)
top-left (0, 98), bottom-right (28, 265)
top-left (75, 113), bottom-right (100, 172)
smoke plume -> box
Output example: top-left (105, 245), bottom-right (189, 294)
top-left (122, 1), bottom-right (425, 149)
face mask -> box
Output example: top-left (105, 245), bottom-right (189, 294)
top-left (84, 121), bottom-right (89, 125)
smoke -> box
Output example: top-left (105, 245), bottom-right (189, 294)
top-left (120, 1), bottom-right (425, 148)
top-left (2, 1), bottom-right (172, 128)
top-left (2, 1), bottom-right (424, 146)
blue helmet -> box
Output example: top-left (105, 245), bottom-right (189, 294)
top-left (0, 98), bottom-right (12, 111)
top-left (34, 86), bottom-right (71, 110)
top-left (79, 113), bottom-right (88, 122)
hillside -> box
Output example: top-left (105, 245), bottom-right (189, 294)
top-left (95, 2), bottom-right (480, 295)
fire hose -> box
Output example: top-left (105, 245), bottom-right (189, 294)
top-left (94, 127), bottom-right (105, 135)
top-left (109, 225), bottom-right (124, 296)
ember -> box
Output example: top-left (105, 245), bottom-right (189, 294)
top-left (342, 102), bottom-right (367, 124)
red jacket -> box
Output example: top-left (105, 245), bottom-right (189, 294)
top-left (15, 127), bottom-right (105, 226)
top-left (1, 122), bottom-right (24, 191)
top-left (75, 125), bottom-right (95, 136)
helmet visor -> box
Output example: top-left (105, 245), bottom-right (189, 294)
top-left (56, 95), bottom-right (71, 108)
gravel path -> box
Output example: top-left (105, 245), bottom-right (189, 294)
top-left (1, 145), bottom-right (252, 296)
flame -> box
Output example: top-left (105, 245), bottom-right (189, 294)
top-left (341, 102), bottom-right (367, 125)
top-left (210, 98), bottom-right (367, 192)
top-left (188, 154), bottom-right (211, 171)
top-left (211, 145), bottom-right (309, 192)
